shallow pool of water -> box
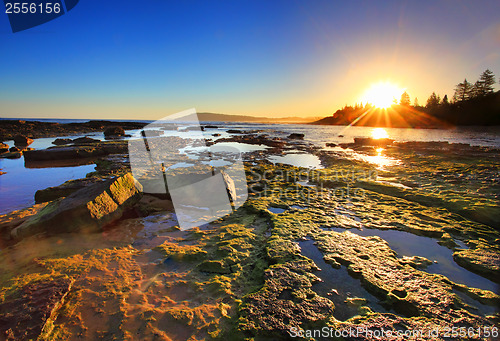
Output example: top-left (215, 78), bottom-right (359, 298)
top-left (0, 157), bottom-right (95, 215)
top-left (329, 227), bottom-right (499, 294)
top-left (268, 207), bottom-right (286, 214)
top-left (269, 152), bottom-right (323, 169)
top-left (296, 180), bottom-right (316, 187)
top-left (299, 240), bottom-right (388, 321)
top-left (180, 142), bottom-right (268, 156)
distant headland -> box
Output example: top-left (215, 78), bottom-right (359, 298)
top-left (313, 69), bottom-right (500, 128)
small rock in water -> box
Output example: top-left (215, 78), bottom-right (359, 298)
top-left (13, 134), bottom-right (33, 147)
top-left (288, 133), bottom-right (305, 140)
top-left (104, 126), bottom-right (125, 137)
top-left (72, 136), bottom-right (100, 144)
top-left (0, 151), bottom-right (22, 159)
top-left (52, 138), bottom-right (73, 146)
top-left (0, 142), bottom-right (9, 154)
top-left (345, 297), bottom-right (367, 306)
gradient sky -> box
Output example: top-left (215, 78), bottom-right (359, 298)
top-left (1, 0), bottom-right (499, 119)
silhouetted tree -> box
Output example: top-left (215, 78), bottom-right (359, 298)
top-left (479, 69), bottom-right (496, 94)
top-left (453, 79), bottom-right (473, 102)
top-left (413, 97), bottom-right (419, 107)
top-left (473, 80), bottom-right (485, 97)
top-left (426, 92), bottom-right (440, 109)
top-left (442, 94), bottom-right (449, 105)
top-left (400, 91), bottom-right (411, 106)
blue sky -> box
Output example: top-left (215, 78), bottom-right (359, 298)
top-left (1, 0), bottom-right (499, 119)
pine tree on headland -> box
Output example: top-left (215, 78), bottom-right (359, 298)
top-left (478, 69), bottom-right (495, 94)
top-left (400, 91), bottom-right (411, 106)
top-left (453, 79), bottom-right (473, 102)
top-left (426, 92), bottom-right (440, 109)
top-left (473, 80), bottom-right (485, 97)
top-left (470, 69), bottom-right (495, 98)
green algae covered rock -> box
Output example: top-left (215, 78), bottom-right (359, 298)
top-left (239, 260), bottom-right (334, 336)
top-left (453, 248), bottom-right (500, 282)
top-left (154, 242), bottom-right (207, 262)
top-left (0, 277), bottom-right (74, 341)
top-left (197, 260), bottom-right (231, 274)
top-left (11, 173), bottom-right (142, 239)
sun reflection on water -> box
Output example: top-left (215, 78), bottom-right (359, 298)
top-left (360, 147), bottom-right (399, 169)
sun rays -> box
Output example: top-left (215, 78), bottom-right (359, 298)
top-left (361, 82), bottom-right (404, 109)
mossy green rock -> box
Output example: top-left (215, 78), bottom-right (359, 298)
top-left (12, 173), bottom-right (142, 239)
top-left (197, 260), bottom-right (231, 274)
top-left (453, 248), bottom-right (500, 282)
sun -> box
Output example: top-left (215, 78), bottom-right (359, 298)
top-left (361, 81), bottom-right (404, 109)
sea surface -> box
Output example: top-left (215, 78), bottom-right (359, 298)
top-left (2, 117), bottom-right (500, 146)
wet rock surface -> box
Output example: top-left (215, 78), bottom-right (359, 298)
top-left (0, 277), bottom-right (74, 341)
top-left (104, 126), bottom-right (126, 138)
top-left (34, 177), bottom-right (106, 203)
top-left (24, 140), bottom-right (129, 161)
top-left (454, 248), bottom-right (500, 282)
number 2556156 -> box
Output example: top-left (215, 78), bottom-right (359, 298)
top-left (5, 2), bottom-right (61, 14)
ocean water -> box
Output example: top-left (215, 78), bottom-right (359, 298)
top-left (3, 117), bottom-right (499, 147)
top-left (261, 124), bottom-right (500, 147)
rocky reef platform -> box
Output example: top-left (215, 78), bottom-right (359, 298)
top-left (0, 131), bottom-right (498, 340)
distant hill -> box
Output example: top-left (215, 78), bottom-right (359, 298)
top-left (197, 112), bottom-right (318, 124)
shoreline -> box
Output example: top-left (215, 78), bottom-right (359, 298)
top-left (2, 119), bottom-right (500, 144)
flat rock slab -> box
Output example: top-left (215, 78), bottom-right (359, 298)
top-left (23, 142), bottom-right (128, 161)
top-left (454, 248), bottom-right (500, 282)
top-left (0, 277), bottom-right (74, 341)
top-left (12, 173), bottom-right (142, 239)
top-left (35, 177), bottom-right (105, 203)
